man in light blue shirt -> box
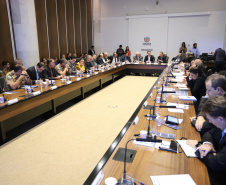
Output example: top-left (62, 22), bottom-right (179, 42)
top-left (189, 43), bottom-right (200, 58)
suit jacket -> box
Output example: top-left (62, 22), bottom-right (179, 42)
top-left (109, 56), bottom-right (118, 63)
top-left (195, 128), bottom-right (226, 185)
top-left (121, 56), bottom-right (131, 63)
top-left (157, 55), bottom-right (167, 63)
top-left (133, 55), bottom-right (143, 62)
top-left (27, 66), bottom-right (44, 83)
top-left (144, 55), bottom-right (155, 63)
top-left (42, 66), bottom-right (59, 80)
top-left (85, 61), bottom-right (93, 71)
top-left (96, 58), bottom-right (104, 65)
top-left (88, 49), bottom-right (95, 56)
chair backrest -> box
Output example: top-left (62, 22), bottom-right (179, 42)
top-left (0, 77), bottom-right (5, 93)
top-left (207, 69), bottom-right (213, 77)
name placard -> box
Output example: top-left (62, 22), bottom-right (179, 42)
top-left (133, 116), bottom-right (139, 125)
top-left (50, 85), bottom-right (57, 90)
top-left (66, 81), bottom-right (72, 85)
top-left (32, 91), bottom-right (41, 96)
top-left (77, 77), bottom-right (81, 81)
top-left (91, 170), bottom-right (104, 185)
top-left (7, 98), bottom-right (18, 105)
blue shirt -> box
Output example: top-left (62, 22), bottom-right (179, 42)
top-left (189, 48), bottom-right (200, 58)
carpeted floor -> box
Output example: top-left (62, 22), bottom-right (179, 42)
top-left (0, 76), bottom-right (157, 185)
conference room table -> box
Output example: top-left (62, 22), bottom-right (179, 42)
top-left (0, 63), bottom-right (166, 142)
top-left (93, 67), bottom-right (210, 185)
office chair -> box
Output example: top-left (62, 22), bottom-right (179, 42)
top-left (0, 77), bottom-right (5, 93)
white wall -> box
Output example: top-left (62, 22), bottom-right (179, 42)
top-left (10, 0), bottom-right (39, 69)
top-left (94, 0), bottom-right (226, 59)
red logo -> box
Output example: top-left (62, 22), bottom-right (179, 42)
top-left (144, 37), bottom-right (150, 43)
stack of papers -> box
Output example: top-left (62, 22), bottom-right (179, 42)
top-left (151, 174), bottom-right (196, 185)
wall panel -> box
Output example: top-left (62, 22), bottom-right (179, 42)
top-left (74, 0), bottom-right (82, 56)
top-left (0, 0), bottom-right (15, 68)
top-left (80, 0), bottom-right (88, 53)
top-left (87, 0), bottom-right (93, 50)
top-left (46, 0), bottom-right (59, 58)
top-left (57, 0), bottom-right (67, 57)
top-left (34, 0), bottom-right (49, 59)
top-left (65, 0), bottom-right (75, 54)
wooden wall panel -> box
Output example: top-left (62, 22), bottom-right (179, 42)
top-left (34, 0), bottom-right (92, 59)
top-left (0, 0), bottom-right (14, 68)
top-left (34, 0), bottom-right (49, 60)
top-left (74, 0), bottom-right (82, 56)
top-left (56, 0), bottom-right (67, 57)
top-left (46, 0), bottom-right (59, 58)
top-left (87, 0), bottom-right (93, 50)
top-left (65, 0), bottom-right (75, 54)
top-left (80, 0), bottom-right (88, 54)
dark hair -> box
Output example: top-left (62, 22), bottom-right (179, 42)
top-left (125, 46), bottom-right (129, 51)
top-left (181, 42), bottom-right (186, 48)
top-left (193, 43), bottom-right (197, 47)
top-left (147, 50), bottom-right (151, 53)
top-left (2, 61), bottom-right (9, 66)
top-left (206, 74), bottom-right (226, 91)
top-left (47, 58), bottom-right (54, 66)
top-left (119, 45), bottom-right (122, 48)
top-left (189, 66), bottom-right (204, 77)
top-left (59, 59), bottom-right (66, 64)
top-left (37, 62), bottom-right (44, 68)
top-left (201, 96), bottom-right (226, 118)
top-left (91, 46), bottom-right (94, 48)
top-left (14, 65), bottom-right (23, 72)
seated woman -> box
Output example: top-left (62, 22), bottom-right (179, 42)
top-left (187, 66), bottom-right (206, 112)
top-left (76, 59), bottom-right (85, 72)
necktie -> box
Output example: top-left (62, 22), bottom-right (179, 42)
top-left (50, 68), bottom-right (53, 77)
top-left (220, 131), bottom-right (225, 143)
top-left (36, 70), bottom-right (39, 80)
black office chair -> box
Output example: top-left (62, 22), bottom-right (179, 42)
top-left (0, 77), bottom-right (5, 93)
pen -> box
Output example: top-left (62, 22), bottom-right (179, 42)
top-left (201, 150), bottom-right (216, 153)
top-left (134, 178), bottom-right (145, 185)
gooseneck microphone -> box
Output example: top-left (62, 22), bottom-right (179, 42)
top-left (119, 138), bottom-right (162, 184)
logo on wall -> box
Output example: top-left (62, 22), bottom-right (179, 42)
top-left (143, 36), bottom-right (151, 45)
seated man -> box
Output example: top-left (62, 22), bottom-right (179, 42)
top-left (144, 51), bottom-right (155, 63)
top-left (42, 58), bottom-right (62, 80)
top-left (103, 52), bottom-right (110, 64)
top-left (121, 52), bottom-right (131, 63)
top-left (55, 59), bottom-right (71, 76)
top-left (85, 55), bottom-right (94, 71)
top-left (187, 95), bottom-right (226, 185)
top-left (191, 74), bottom-right (226, 136)
top-left (133, 52), bottom-right (143, 63)
top-left (67, 57), bottom-right (77, 75)
top-left (26, 62), bottom-right (47, 84)
top-left (4, 65), bottom-right (31, 91)
top-left (157, 51), bottom-right (167, 63)
top-left (172, 53), bottom-right (184, 63)
top-left (0, 61), bottom-right (11, 77)
top-left (96, 53), bottom-right (104, 65)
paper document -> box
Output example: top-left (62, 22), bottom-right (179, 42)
top-left (171, 79), bottom-right (183, 82)
top-left (174, 83), bottom-right (187, 87)
top-left (176, 140), bottom-right (197, 157)
top-left (167, 102), bottom-right (189, 109)
top-left (168, 109), bottom-right (184, 113)
top-left (150, 174), bottom-right (196, 185)
top-left (179, 96), bottom-right (197, 101)
top-left (133, 140), bottom-right (155, 148)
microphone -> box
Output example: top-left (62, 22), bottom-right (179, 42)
top-left (119, 138), bottom-right (162, 184)
top-left (136, 138), bottom-right (162, 142)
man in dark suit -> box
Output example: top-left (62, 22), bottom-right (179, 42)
top-left (157, 51), bottom-right (167, 63)
top-left (109, 52), bottom-right (118, 64)
top-left (191, 74), bottom-right (226, 136)
top-left (121, 52), bottom-right (131, 63)
top-left (116, 45), bottom-right (124, 60)
top-left (88, 46), bottom-right (95, 56)
top-left (144, 51), bottom-right (155, 63)
top-left (96, 53), bottom-right (104, 66)
top-left (85, 55), bottom-right (93, 72)
top-left (187, 95), bottom-right (226, 185)
top-left (27, 62), bottom-right (47, 84)
top-left (42, 59), bottom-right (62, 80)
top-left (214, 48), bottom-right (225, 72)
